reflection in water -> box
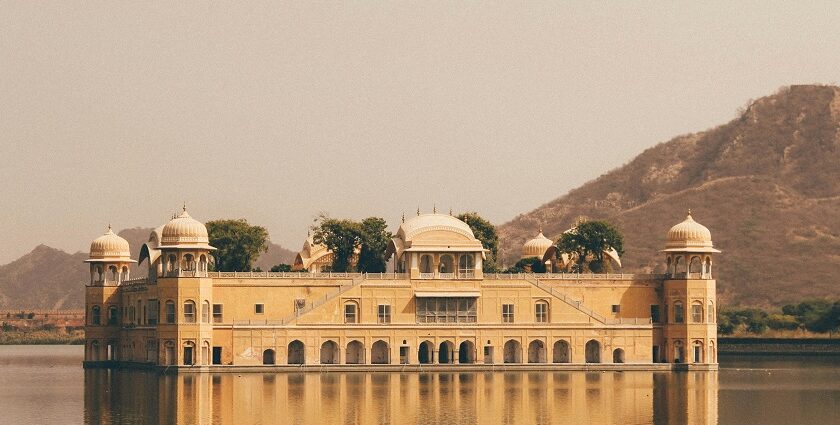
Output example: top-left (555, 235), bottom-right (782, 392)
top-left (84, 369), bottom-right (718, 424)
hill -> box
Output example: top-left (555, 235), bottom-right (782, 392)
top-left (0, 228), bottom-right (296, 309)
top-left (498, 84), bottom-right (840, 307)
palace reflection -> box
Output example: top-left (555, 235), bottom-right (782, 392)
top-left (84, 370), bottom-right (718, 424)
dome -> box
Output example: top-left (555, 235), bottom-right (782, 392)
top-left (386, 213), bottom-right (485, 260)
top-left (522, 231), bottom-right (553, 259)
top-left (158, 208), bottom-right (215, 250)
top-left (663, 211), bottom-right (720, 252)
top-left (396, 213), bottom-right (475, 241)
top-left (87, 226), bottom-right (134, 262)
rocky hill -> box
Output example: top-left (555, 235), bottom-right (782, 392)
top-left (499, 85), bottom-right (840, 307)
top-left (0, 228), bottom-right (296, 310)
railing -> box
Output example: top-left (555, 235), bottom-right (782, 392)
top-left (419, 273), bottom-right (434, 279)
top-left (606, 317), bottom-right (653, 325)
top-left (438, 273), bottom-right (455, 279)
top-left (122, 277), bottom-right (149, 286)
top-left (486, 273), bottom-right (666, 280)
top-left (364, 273), bottom-right (409, 280)
top-left (279, 275), bottom-right (368, 324)
top-left (523, 275), bottom-right (607, 324)
top-left (208, 271), bottom-right (364, 279)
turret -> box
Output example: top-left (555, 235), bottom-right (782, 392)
top-left (85, 226), bottom-right (136, 286)
top-left (157, 206), bottom-right (215, 277)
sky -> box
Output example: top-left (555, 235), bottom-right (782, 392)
top-left (2, 1), bottom-right (840, 263)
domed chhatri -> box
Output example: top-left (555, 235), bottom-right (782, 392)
top-left (159, 207), bottom-right (214, 250)
top-left (663, 211), bottom-right (720, 253)
top-left (522, 230), bottom-right (553, 259)
top-left (86, 226), bottom-right (134, 262)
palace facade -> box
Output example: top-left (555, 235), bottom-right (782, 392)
top-left (83, 209), bottom-right (719, 370)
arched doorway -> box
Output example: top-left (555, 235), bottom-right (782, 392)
top-left (346, 340), bottom-right (364, 364)
top-left (553, 340), bottom-right (570, 363)
top-left (693, 341), bottom-right (704, 363)
top-left (287, 340), bottom-right (305, 365)
top-left (418, 341), bottom-right (434, 364)
top-left (320, 340), bottom-right (339, 364)
top-left (263, 349), bottom-right (276, 365)
top-left (438, 341), bottom-right (455, 364)
top-left (371, 340), bottom-right (389, 364)
top-left (458, 341), bottom-right (475, 364)
top-left (613, 348), bottom-right (625, 363)
top-left (585, 340), bottom-right (600, 363)
top-left (528, 340), bottom-right (546, 363)
top-left (503, 340), bottom-right (521, 363)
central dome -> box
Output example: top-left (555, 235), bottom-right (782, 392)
top-left (397, 213), bottom-right (476, 241)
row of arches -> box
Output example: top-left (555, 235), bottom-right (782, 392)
top-left (90, 264), bottom-right (130, 285)
top-left (666, 255), bottom-right (712, 278)
top-left (162, 252), bottom-right (210, 277)
top-left (416, 253), bottom-right (477, 277)
top-left (276, 339), bottom-right (618, 365)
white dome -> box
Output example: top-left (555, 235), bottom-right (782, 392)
top-left (522, 231), bottom-right (553, 259)
top-left (396, 213), bottom-right (476, 241)
top-left (664, 212), bottom-right (719, 252)
top-left (87, 226), bottom-right (134, 262)
top-left (159, 208), bottom-right (215, 250)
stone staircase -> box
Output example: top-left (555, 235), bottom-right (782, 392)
top-left (282, 275), bottom-right (366, 324)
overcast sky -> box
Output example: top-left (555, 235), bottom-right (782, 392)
top-left (2, 1), bottom-right (840, 263)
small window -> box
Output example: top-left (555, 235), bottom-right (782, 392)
top-left (107, 306), bottom-right (118, 325)
top-left (183, 301), bottom-right (196, 323)
top-left (708, 301), bottom-right (715, 323)
top-left (344, 303), bottom-right (358, 324)
top-left (502, 304), bottom-right (514, 323)
top-left (674, 302), bottom-right (685, 324)
top-left (212, 304), bottom-right (223, 323)
top-left (650, 305), bottom-right (661, 323)
top-left (691, 302), bottom-right (703, 323)
top-left (378, 304), bottom-right (391, 324)
top-left (612, 305), bottom-right (621, 314)
top-left (165, 301), bottom-right (176, 324)
top-left (201, 301), bottom-right (210, 323)
top-left (91, 305), bottom-right (101, 326)
top-left (255, 304), bottom-right (265, 314)
top-left (535, 301), bottom-right (548, 323)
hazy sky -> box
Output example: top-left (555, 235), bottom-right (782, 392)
top-left (2, 1), bottom-right (840, 263)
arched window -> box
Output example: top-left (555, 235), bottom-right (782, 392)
top-left (708, 301), bottom-right (715, 323)
top-left (418, 340), bottom-right (434, 364)
top-left (91, 305), bottom-right (101, 325)
top-left (288, 340), bottom-right (305, 365)
top-left (527, 340), bottom-right (546, 363)
top-left (183, 341), bottom-right (195, 366)
top-left (613, 348), bottom-right (625, 363)
top-left (535, 300), bottom-right (549, 323)
top-left (674, 340), bottom-right (685, 363)
top-left (458, 254), bottom-right (475, 278)
top-left (693, 340), bottom-right (704, 363)
top-left (183, 254), bottom-right (195, 271)
top-left (503, 340), bottom-right (521, 363)
top-left (553, 340), bottom-right (570, 363)
top-left (585, 340), bottom-right (601, 363)
top-left (108, 265), bottom-right (118, 282)
top-left (371, 340), bottom-right (389, 364)
top-left (666, 256), bottom-right (673, 276)
top-left (691, 301), bottom-right (703, 323)
top-left (704, 257), bottom-right (712, 278)
top-left (183, 300), bottom-right (196, 323)
top-left (674, 302), bottom-right (685, 323)
top-left (108, 306), bottom-right (118, 325)
top-left (674, 256), bottom-right (684, 275)
top-left (320, 340), bottom-right (339, 364)
top-left (121, 266), bottom-right (129, 281)
top-left (689, 256), bottom-right (702, 277)
top-left (458, 340), bottom-right (475, 364)
top-left (95, 266), bottom-right (103, 283)
top-left (419, 255), bottom-right (433, 274)
top-left (263, 349), bottom-right (276, 365)
top-left (346, 340), bottom-right (364, 364)
top-left (167, 254), bottom-right (177, 273)
top-left (199, 255), bottom-right (207, 272)
top-left (438, 341), bottom-right (455, 364)
top-left (439, 255), bottom-right (454, 275)
top-left (202, 301), bottom-right (210, 323)
top-left (165, 300), bottom-right (176, 324)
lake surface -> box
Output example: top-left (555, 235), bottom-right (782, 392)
top-left (1, 345), bottom-right (839, 424)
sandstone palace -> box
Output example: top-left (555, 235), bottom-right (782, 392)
top-left (83, 209), bottom-right (719, 371)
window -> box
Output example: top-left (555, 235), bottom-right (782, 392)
top-left (91, 305), bottom-right (101, 325)
top-left (612, 304), bottom-right (621, 314)
top-left (165, 301), bottom-right (176, 324)
top-left (416, 298), bottom-right (477, 323)
top-left (502, 304), bottom-right (515, 323)
top-left (212, 304), bottom-right (223, 323)
top-left (691, 302), bottom-right (703, 323)
top-left (183, 301), bottom-right (196, 323)
top-left (458, 254), bottom-right (475, 278)
top-left (108, 306), bottom-right (118, 325)
top-left (202, 301), bottom-right (210, 323)
top-left (535, 301), bottom-right (548, 323)
top-left (378, 304), bottom-right (391, 324)
top-left (650, 305), bottom-right (661, 323)
top-left (708, 301), bottom-right (715, 323)
top-left (148, 300), bottom-right (158, 325)
top-left (255, 304), bottom-right (264, 314)
top-left (674, 302), bottom-right (685, 324)
top-left (344, 302), bottom-right (358, 324)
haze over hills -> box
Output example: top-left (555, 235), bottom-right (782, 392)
top-left (0, 228), bottom-right (296, 310)
top-left (499, 84), bottom-right (840, 307)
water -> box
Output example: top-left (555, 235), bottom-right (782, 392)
top-left (1, 346), bottom-right (839, 424)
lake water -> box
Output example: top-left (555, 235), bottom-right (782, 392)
top-left (1, 345), bottom-right (839, 424)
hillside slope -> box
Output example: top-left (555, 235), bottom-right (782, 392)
top-left (499, 85), bottom-right (840, 306)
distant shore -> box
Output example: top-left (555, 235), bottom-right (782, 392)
top-left (719, 337), bottom-right (840, 355)
top-left (0, 330), bottom-right (84, 345)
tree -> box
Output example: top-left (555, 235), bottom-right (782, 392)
top-left (556, 221), bottom-right (624, 273)
top-left (206, 219), bottom-right (270, 272)
top-left (312, 216), bottom-right (360, 273)
top-left (270, 264), bottom-right (292, 272)
top-left (456, 212), bottom-right (499, 272)
top-left (356, 217), bottom-right (392, 273)
top-left (504, 257), bottom-right (546, 273)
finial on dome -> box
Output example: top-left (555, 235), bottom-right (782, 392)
top-left (433, 204), bottom-right (437, 214)
top-left (402, 212), bottom-right (405, 223)
top-left (687, 209), bottom-right (693, 219)
top-left (417, 206), bottom-right (420, 216)
top-left (449, 207), bottom-right (452, 216)
top-left (183, 202), bottom-right (188, 212)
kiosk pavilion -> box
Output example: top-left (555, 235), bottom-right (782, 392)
top-left (84, 209), bottom-right (718, 370)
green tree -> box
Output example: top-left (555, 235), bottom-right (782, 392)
top-left (206, 219), bottom-right (270, 272)
top-left (269, 264), bottom-right (292, 272)
top-left (556, 221), bottom-right (624, 273)
top-left (456, 212), bottom-right (499, 272)
top-left (504, 257), bottom-right (546, 273)
top-left (767, 314), bottom-right (800, 331)
top-left (356, 217), bottom-right (392, 273)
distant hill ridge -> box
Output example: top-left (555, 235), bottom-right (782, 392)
top-left (0, 228), bottom-right (296, 309)
top-left (498, 84), bottom-right (840, 306)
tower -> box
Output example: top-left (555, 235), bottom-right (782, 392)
top-left (661, 211), bottom-right (720, 365)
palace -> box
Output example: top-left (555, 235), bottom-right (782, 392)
top-left (83, 209), bottom-right (719, 371)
